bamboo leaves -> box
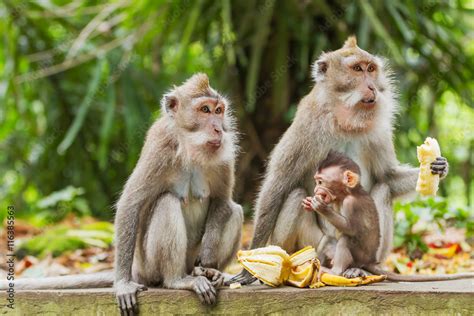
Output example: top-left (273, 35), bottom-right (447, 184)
top-left (57, 59), bottom-right (107, 154)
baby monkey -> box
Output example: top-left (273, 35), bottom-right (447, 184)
top-left (303, 151), bottom-right (474, 281)
top-left (302, 151), bottom-right (379, 277)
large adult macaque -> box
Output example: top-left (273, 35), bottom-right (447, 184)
top-left (231, 37), bottom-right (449, 284)
top-left (3, 74), bottom-right (243, 314)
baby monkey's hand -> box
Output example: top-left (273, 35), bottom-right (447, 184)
top-left (302, 196), bottom-right (327, 212)
top-left (302, 196), bottom-right (316, 211)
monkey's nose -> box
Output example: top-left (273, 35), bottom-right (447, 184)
top-left (362, 90), bottom-right (376, 104)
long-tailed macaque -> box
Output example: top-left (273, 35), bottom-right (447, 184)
top-left (2, 74), bottom-right (243, 315)
top-left (231, 36), bottom-right (449, 285)
top-left (303, 151), bottom-right (473, 281)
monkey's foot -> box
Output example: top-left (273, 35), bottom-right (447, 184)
top-left (343, 268), bottom-right (370, 278)
top-left (192, 266), bottom-right (225, 287)
top-left (115, 280), bottom-right (147, 316)
top-left (193, 276), bottom-right (217, 305)
top-left (226, 269), bottom-right (257, 286)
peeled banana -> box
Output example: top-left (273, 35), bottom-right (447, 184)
top-left (416, 137), bottom-right (441, 196)
top-left (237, 245), bottom-right (290, 287)
top-left (286, 246), bottom-right (318, 287)
top-left (237, 245), bottom-right (386, 288)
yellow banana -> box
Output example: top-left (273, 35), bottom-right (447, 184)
top-left (320, 273), bottom-right (363, 287)
top-left (360, 274), bottom-right (387, 285)
top-left (416, 137), bottom-right (441, 196)
top-left (236, 245), bottom-right (386, 288)
top-left (237, 245), bottom-right (290, 286)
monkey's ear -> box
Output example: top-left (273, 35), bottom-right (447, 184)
top-left (343, 170), bottom-right (359, 188)
top-left (311, 59), bottom-right (328, 82)
top-left (161, 93), bottom-right (179, 116)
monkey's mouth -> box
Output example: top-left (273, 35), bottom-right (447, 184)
top-left (361, 97), bottom-right (376, 105)
top-left (315, 187), bottom-right (336, 204)
top-left (207, 140), bottom-right (222, 149)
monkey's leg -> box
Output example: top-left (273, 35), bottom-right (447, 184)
top-left (216, 201), bottom-right (244, 270)
top-left (197, 201), bottom-right (243, 287)
top-left (271, 188), bottom-right (325, 253)
top-left (370, 182), bottom-right (393, 264)
top-left (330, 237), bottom-right (353, 276)
top-left (141, 193), bottom-right (217, 305)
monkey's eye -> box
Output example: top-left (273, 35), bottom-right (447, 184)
top-left (215, 107), bottom-right (222, 114)
top-left (353, 65), bottom-right (363, 72)
top-left (201, 105), bottom-right (211, 113)
top-left (317, 180), bottom-right (322, 185)
top-left (367, 64), bottom-right (376, 72)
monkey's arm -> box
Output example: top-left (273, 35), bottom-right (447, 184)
top-left (314, 197), bottom-right (356, 236)
top-left (114, 134), bottom-right (167, 311)
top-left (251, 125), bottom-right (327, 249)
top-left (199, 198), bottom-right (233, 269)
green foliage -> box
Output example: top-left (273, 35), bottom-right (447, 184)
top-left (16, 221), bottom-right (114, 258)
top-left (0, 0), bottom-right (472, 221)
top-left (393, 196), bottom-right (473, 256)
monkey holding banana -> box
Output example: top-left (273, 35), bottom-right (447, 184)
top-left (231, 36), bottom-right (450, 285)
top-left (2, 74), bottom-right (243, 315)
top-left (303, 151), bottom-right (473, 281)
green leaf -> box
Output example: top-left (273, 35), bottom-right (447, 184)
top-left (98, 85), bottom-right (116, 170)
top-left (245, 0), bottom-right (275, 112)
top-left (57, 59), bottom-right (107, 154)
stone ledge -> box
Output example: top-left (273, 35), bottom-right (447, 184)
top-left (1, 279), bottom-right (473, 315)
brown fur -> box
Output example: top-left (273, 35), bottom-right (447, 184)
top-left (2, 74), bottom-right (244, 315)
top-left (231, 36), bottom-right (452, 285)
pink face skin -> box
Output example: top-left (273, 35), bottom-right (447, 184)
top-left (349, 61), bottom-right (378, 109)
top-left (193, 97), bottom-right (226, 150)
top-left (313, 166), bottom-right (341, 204)
top-left (302, 166), bottom-right (343, 211)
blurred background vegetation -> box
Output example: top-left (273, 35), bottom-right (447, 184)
top-left (0, 0), bottom-right (472, 242)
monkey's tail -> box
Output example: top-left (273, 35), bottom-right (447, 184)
top-left (0, 271), bottom-right (114, 290)
top-left (366, 265), bottom-right (474, 282)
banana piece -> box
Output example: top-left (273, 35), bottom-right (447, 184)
top-left (320, 273), bottom-right (363, 287)
top-left (286, 246), bottom-right (319, 287)
top-left (360, 275), bottom-right (387, 285)
top-left (416, 137), bottom-right (441, 196)
top-left (237, 245), bottom-right (386, 288)
top-left (237, 245), bottom-right (290, 286)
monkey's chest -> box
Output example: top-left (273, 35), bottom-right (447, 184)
top-left (338, 142), bottom-right (373, 191)
top-left (172, 169), bottom-right (211, 243)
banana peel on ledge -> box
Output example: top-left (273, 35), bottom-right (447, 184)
top-left (237, 245), bottom-right (386, 288)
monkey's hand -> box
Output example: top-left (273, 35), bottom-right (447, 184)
top-left (431, 156), bottom-right (449, 179)
top-left (193, 276), bottom-right (217, 305)
top-left (115, 279), bottom-right (147, 315)
top-left (312, 196), bottom-right (330, 215)
top-left (192, 266), bottom-right (225, 288)
top-left (226, 269), bottom-right (257, 286)
top-left (302, 196), bottom-right (316, 211)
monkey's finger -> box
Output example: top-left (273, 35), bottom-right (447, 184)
top-left (118, 297), bottom-right (128, 316)
top-left (198, 284), bottom-right (212, 305)
top-left (124, 294), bottom-right (134, 312)
top-left (435, 157), bottom-right (447, 161)
top-left (195, 287), bottom-right (206, 304)
top-left (130, 293), bottom-right (137, 308)
top-left (208, 289), bottom-right (217, 305)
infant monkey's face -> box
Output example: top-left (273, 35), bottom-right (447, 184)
top-left (313, 165), bottom-right (360, 203)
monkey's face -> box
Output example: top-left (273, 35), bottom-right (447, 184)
top-left (312, 38), bottom-right (395, 134)
top-left (188, 96), bottom-right (226, 151)
top-left (314, 166), bottom-right (360, 203)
